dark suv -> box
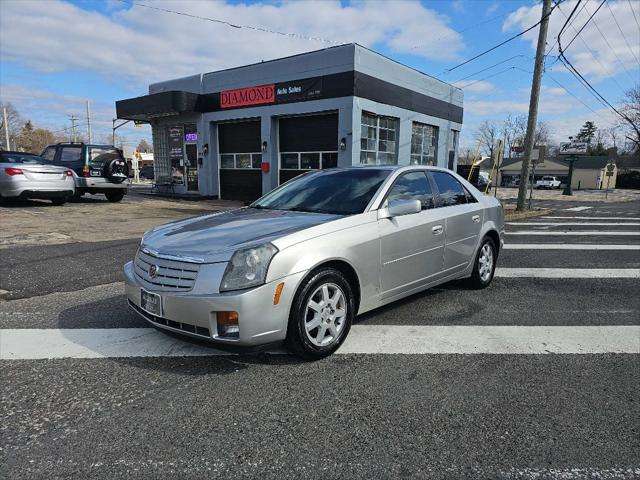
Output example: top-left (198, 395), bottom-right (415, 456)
top-left (41, 143), bottom-right (129, 202)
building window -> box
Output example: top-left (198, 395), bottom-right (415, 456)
top-left (448, 129), bottom-right (459, 170)
top-left (219, 152), bottom-right (262, 169)
top-left (279, 151), bottom-right (338, 170)
top-left (360, 112), bottom-right (398, 165)
top-left (410, 122), bottom-right (438, 165)
top-left (152, 124), bottom-right (170, 180)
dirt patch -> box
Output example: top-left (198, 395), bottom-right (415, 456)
top-left (0, 193), bottom-right (242, 249)
top-left (504, 207), bottom-right (550, 221)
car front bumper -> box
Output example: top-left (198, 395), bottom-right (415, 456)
top-left (123, 261), bottom-right (306, 347)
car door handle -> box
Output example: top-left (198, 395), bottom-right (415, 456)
top-left (432, 225), bottom-right (443, 235)
top-left (472, 215), bottom-right (480, 223)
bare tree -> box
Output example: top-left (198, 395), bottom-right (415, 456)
top-left (0, 102), bottom-right (24, 148)
top-left (137, 139), bottom-right (152, 153)
top-left (475, 120), bottom-right (499, 158)
top-left (619, 84), bottom-right (640, 154)
top-left (534, 120), bottom-right (551, 146)
top-left (501, 114), bottom-right (527, 158)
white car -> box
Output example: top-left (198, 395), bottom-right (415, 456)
top-left (536, 176), bottom-right (561, 189)
top-left (0, 151), bottom-right (75, 205)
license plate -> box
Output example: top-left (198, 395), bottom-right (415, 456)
top-left (141, 290), bottom-right (161, 316)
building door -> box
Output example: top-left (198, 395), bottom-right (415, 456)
top-left (218, 120), bottom-right (262, 201)
top-left (185, 143), bottom-right (198, 192)
top-left (278, 113), bottom-right (338, 185)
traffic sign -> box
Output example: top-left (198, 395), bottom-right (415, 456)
top-left (606, 163), bottom-right (615, 172)
top-left (606, 171), bottom-right (614, 177)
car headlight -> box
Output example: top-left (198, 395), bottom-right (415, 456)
top-left (220, 243), bottom-right (278, 292)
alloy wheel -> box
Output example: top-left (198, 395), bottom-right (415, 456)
top-left (304, 283), bottom-right (347, 347)
top-left (478, 243), bottom-right (494, 283)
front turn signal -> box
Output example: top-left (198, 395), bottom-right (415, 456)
top-left (273, 282), bottom-right (285, 305)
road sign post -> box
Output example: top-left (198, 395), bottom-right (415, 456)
top-left (605, 162), bottom-right (614, 200)
top-left (559, 142), bottom-right (587, 196)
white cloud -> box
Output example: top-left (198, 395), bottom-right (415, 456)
top-left (453, 80), bottom-right (496, 93)
top-left (503, 0), bottom-right (640, 81)
top-left (0, 0), bottom-right (465, 88)
top-left (486, 3), bottom-right (499, 16)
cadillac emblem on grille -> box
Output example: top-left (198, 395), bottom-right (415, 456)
top-left (148, 264), bottom-right (158, 278)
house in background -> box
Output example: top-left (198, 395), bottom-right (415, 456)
top-left (498, 155), bottom-right (617, 189)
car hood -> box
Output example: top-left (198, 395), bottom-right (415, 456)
top-left (141, 207), bottom-right (342, 263)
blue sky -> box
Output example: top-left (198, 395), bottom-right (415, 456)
top-left (1, 0), bottom-right (638, 151)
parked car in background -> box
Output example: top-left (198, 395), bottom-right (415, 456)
top-left (139, 165), bottom-right (155, 180)
top-left (40, 143), bottom-right (129, 202)
top-left (536, 176), bottom-right (561, 189)
top-left (0, 151), bottom-right (75, 205)
top-left (125, 166), bottom-right (504, 359)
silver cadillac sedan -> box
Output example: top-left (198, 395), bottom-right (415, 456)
top-left (124, 166), bottom-right (504, 359)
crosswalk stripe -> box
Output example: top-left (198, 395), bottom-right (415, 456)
top-left (564, 206), bottom-right (593, 211)
top-left (542, 216), bottom-right (640, 221)
top-left (1, 325), bottom-right (638, 359)
top-left (506, 231), bottom-right (640, 236)
top-left (506, 222), bottom-right (640, 226)
top-left (495, 268), bottom-right (640, 278)
top-left (503, 244), bottom-right (640, 250)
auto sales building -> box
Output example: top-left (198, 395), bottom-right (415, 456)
top-left (116, 44), bottom-right (463, 201)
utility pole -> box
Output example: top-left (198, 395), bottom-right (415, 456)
top-left (2, 106), bottom-right (9, 150)
top-left (69, 115), bottom-right (79, 143)
top-left (516, 0), bottom-right (552, 211)
top-left (86, 101), bottom-right (92, 143)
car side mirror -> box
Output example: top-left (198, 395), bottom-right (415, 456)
top-left (379, 199), bottom-right (422, 219)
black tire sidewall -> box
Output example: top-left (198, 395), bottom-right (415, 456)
top-left (105, 191), bottom-right (125, 202)
top-left (287, 268), bottom-right (355, 359)
top-left (105, 159), bottom-right (128, 184)
top-left (471, 237), bottom-right (497, 288)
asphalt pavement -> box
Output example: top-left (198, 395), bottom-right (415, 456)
top-left (1, 199), bottom-right (639, 479)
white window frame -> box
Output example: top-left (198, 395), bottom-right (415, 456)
top-left (360, 112), bottom-right (399, 165)
top-left (410, 122), bottom-right (438, 166)
top-left (219, 152), bottom-right (262, 170)
top-left (279, 151), bottom-right (338, 170)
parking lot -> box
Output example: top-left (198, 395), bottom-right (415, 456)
top-left (1, 192), bottom-right (639, 479)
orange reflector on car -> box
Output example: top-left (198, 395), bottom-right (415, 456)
top-left (273, 282), bottom-right (285, 305)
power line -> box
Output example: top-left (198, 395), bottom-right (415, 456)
top-left (629, 0), bottom-right (640, 32)
top-left (440, 1), bottom-right (562, 75)
top-left (543, 71), bottom-right (599, 114)
top-left (582, 1), bottom-right (638, 84)
top-left (557, 3), bottom-right (639, 137)
top-left (458, 66), bottom-right (532, 89)
top-left (549, 0), bottom-right (626, 93)
top-left (605, 0), bottom-right (640, 66)
top-left (410, 11), bottom-right (510, 51)
top-left (117, 0), bottom-right (339, 45)
top-left (562, 0), bottom-right (606, 54)
top-left (453, 55), bottom-right (529, 83)
top-left (545, 0), bottom-right (588, 58)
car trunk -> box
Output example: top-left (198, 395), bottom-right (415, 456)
top-left (20, 165), bottom-right (68, 182)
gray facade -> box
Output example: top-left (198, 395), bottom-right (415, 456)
top-left (117, 44), bottom-right (463, 199)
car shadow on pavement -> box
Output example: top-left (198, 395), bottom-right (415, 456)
top-left (0, 198), bottom-right (63, 208)
top-left (55, 295), bottom-right (304, 374)
top-left (354, 278), bottom-right (474, 324)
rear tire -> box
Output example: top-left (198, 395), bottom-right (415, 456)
top-left (105, 190), bottom-right (125, 202)
top-left (468, 236), bottom-right (497, 289)
top-left (51, 197), bottom-right (67, 206)
top-left (285, 268), bottom-right (355, 360)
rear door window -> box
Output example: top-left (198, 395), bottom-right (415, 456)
top-left (386, 171), bottom-right (435, 209)
top-left (59, 146), bottom-right (82, 163)
top-left (89, 147), bottom-right (122, 168)
top-left (41, 147), bottom-right (57, 161)
top-left (431, 171), bottom-right (468, 207)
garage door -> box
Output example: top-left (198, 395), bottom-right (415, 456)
top-left (279, 113), bottom-right (338, 185)
top-left (218, 120), bottom-right (262, 201)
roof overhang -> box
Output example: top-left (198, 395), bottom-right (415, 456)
top-left (115, 91), bottom-right (200, 121)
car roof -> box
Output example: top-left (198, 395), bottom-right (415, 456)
top-left (0, 151), bottom-right (39, 155)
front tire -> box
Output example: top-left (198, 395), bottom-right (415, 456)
top-left (468, 237), bottom-right (497, 289)
top-left (286, 268), bottom-right (355, 360)
top-left (105, 190), bottom-right (125, 202)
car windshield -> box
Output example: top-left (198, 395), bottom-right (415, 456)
top-left (252, 169), bottom-right (391, 215)
top-left (0, 153), bottom-right (50, 164)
